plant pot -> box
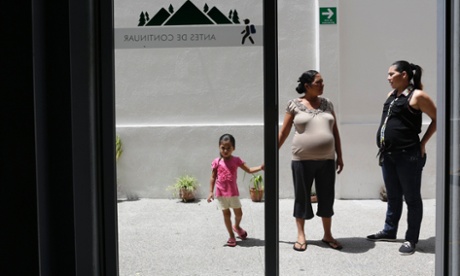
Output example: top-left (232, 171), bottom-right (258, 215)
top-left (179, 188), bottom-right (195, 202)
top-left (250, 188), bottom-right (264, 202)
top-left (310, 195), bottom-right (317, 203)
top-left (379, 186), bottom-right (387, 202)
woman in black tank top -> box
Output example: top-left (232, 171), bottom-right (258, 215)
top-left (367, 60), bottom-right (437, 255)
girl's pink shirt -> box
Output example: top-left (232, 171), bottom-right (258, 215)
top-left (212, 156), bottom-right (244, 197)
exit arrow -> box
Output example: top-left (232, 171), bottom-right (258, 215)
top-left (322, 8), bottom-right (334, 19)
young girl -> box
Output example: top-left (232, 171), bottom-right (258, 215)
top-left (207, 134), bottom-right (264, 247)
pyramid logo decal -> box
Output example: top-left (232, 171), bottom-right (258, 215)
top-left (115, 0), bottom-right (261, 49)
top-left (138, 0), bottom-right (241, 26)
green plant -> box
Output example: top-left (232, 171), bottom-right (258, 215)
top-left (114, 135), bottom-right (137, 200)
top-left (247, 173), bottom-right (264, 202)
top-left (250, 174), bottom-right (264, 191)
top-left (116, 135), bottom-right (123, 161)
top-left (168, 175), bottom-right (200, 202)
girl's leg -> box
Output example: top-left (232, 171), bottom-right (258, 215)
top-left (231, 207), bottom-right (248, 239)
top-left (222, 209), bottom-right (235, 238)
top-left (233, 208), bottom-right (243, 229)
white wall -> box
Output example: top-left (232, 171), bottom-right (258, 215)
top-left (336, 0), bottom-right (437, 198)
top-left (115, 0), bottom-right (266, 199)
top-left (115, 0), bottom-right (437, 199)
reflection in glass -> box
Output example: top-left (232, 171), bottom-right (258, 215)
top-left (449, 98), bottom-right (460, 275)
top-left (115, 1), bottom-right (264, 274)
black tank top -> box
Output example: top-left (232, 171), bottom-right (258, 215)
top-left (376, 90), bottom-right (422, 151)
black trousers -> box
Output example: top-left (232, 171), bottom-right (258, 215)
top-left (291, 159), bottom-right (336, 219)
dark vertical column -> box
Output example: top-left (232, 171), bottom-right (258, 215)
top-left (450, 1), bottom-right (460, 274)
top-left (0, 1), bottom-right (39, 275)
top-left (68, 0), bottom-right (118, 274)
top-left (444, 0), bottom-right (459, 275)
top-left (436, 0), bottom-right (460, 275)
top-left (263, 0), bottom-right (279, 275)
top-left (435, 1), bottom-right (448, 275)
top-left (1, 0), bottom-right (116, 274)
top-left (32, 0), bottom-right (118, 274)
top-left (67, 0), bottom-right (100, 274)
top-left (99, 0), bottom-right (120, 275)
top-left (33, 0), bottom-right (76, 274)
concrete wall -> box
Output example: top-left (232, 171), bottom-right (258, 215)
top-left (335, 0), bottom-right (437, 199)
top-left (115, 0), bottom-right (437, 199)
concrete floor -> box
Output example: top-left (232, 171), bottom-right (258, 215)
top-left (117, 198), bottom-right (436, 276)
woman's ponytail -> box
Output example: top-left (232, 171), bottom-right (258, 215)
top-left (410, 63), bottom-right (423, 90)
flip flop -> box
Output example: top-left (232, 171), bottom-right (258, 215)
top-left (293, 241), bottom-right (307, 252)
top-left (322, 239), bottom-right (343, 250)
top-left (227, 237), bottom-right (237, 247)
top-left (232, 226), bottom-right (248, 240)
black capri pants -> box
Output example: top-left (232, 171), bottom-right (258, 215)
top-left (291, 159), bottom-right (336, 219)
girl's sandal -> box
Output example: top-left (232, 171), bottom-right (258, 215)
top-left (232, 226), bottom-right (248, 240)
top-left (227, 237), bottom-right (237, 247)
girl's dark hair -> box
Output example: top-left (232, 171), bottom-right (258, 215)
top-left (219, 133), bottom-right (235, 148)
top-left (392, 60), bottom-right (423, 90)
top-left (296, 70), bottom-right (319, 94)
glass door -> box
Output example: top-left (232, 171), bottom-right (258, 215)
top-left (114, 1), bottom-right (266, 275)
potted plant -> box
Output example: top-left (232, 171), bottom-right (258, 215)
top-left (379, 185), bottom-right (387, 202)
top-left (168, 175), bottom-right (200, 202)
top-left (116, 135), bottom-right (123, 161)
top-left (115, 135), bottom-right (138, 201)
top-left (310, 184), bottom-right (317, 203)
top-left (310, 192), bottom-right (317, 203)
top-left (249, 173), bottom-right (264, 202)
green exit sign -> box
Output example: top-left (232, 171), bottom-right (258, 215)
top-left (319, 7), bottom-right (337, 24)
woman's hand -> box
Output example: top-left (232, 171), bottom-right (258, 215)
top-left (420, 144), bottom-right (426, 157)
top-left (336, 156), bottom-right (344, 174)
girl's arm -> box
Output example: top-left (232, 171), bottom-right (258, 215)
top-left (332, 110), bottom-right (344, 174)
top-left (207, 169), bottom-right (217, 202)
top-left (278, 112), bottom-right (294, 149)
top-left (240, 163), bottom-right (264, 174)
